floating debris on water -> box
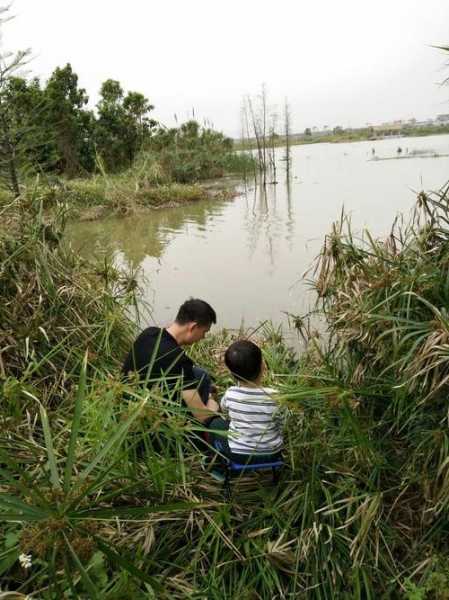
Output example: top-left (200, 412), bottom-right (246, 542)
top-left (369, 149), bottom-right (449, 161)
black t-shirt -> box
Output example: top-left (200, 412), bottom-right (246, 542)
top-left (122, 327), bottom-right (197, 391)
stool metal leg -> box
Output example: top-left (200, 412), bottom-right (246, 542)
top-left (224, 468), bottom-right (232, 500)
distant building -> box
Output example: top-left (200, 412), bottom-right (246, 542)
top-left (372, 122), bottom-right (402, 133)
top-left (436, 114), bottom-right (449, 124)
top-left (315, 128), bottom-right (333, 136)
top-left (413, 119), bottom-right (435, 127)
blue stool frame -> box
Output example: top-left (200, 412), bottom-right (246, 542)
top-left (228, 460), bottom-right (284, 473)
top-left (212, 439), bottom-right (283, 498)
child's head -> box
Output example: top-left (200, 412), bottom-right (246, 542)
top-left (224, 339), bottom-right (263, 384)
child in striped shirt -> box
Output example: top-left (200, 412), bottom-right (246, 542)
top-left (210, 339), bottom-right (283, 464)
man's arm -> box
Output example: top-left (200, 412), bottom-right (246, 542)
top-left (181, 389), bottom-right (219, 422)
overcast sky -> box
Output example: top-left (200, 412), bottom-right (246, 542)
top-left (7, 0), bottom-right (449, 137)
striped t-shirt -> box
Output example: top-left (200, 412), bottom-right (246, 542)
top-left (220, 385), bottom-right (283, 455)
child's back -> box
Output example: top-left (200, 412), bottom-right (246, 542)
top-left (221, 384), bottom-right (283, 456)
top-left (215, 339), bottom-right (284, 461)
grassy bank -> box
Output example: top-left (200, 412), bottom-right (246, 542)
top-left (2, 185), bottom-right (449, 597)
top-left (0, 168), bottom-right (247, 224)
top-left (41, 176), bottom-right (219, 221)
top-left (0, 129), bottom-right (255, 221)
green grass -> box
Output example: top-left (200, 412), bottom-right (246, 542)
top-left (29, 174), bottom-right (211, 218)
top-left (135, 182), bottom-right (208, 207)
top-left (13, 170), bottom-right (236, 222)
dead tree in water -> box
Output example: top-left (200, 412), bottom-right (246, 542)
top-left (268, 111), bottom-right (278, 184)
top-left (283, 98), bottom-right (292, 178)
top-left (247, 96), bottom-right (264, 185)
top-left (260, 84), bottom-right (268, 185)
top-left (246, 84), bottom-right (270, 186)
top-left (239, 101), bottom-right (248, 184)
top-left (244, 86), bottom-right (290, 187)
top-left (240, 100), bottom-right (257, 185)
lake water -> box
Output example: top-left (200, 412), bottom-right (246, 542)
top-left (69, 134), bottom-right (449, 336)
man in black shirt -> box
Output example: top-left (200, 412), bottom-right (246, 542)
top-left (122, 298), bottom-right (219, 423)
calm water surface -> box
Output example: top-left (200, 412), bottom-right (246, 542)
top-left (70, 134), bottom-right (449, 334)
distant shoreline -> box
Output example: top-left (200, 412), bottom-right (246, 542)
top-left (236, 126), bottom-right (449, 151)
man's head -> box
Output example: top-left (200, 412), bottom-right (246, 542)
top-left (173, 298), bottom-right (217, 345)
top-left (224, 339), bottom-right (263, 384)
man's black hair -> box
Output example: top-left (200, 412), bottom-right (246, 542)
top-left (175, 298), bottom-right (217, 327)
top-left (224, 339), bottom-right (262, 383)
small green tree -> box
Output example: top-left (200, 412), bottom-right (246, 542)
top-left (95, 80), bottom-right (155, 171)
top-left (0, 5), bottom-right (32, 196)
top-left (44, 63), bottom-right (93, 177)
top-left (123, 91), bottom-right (156, 152)
top-left (2, 75), bottom-right (61, 179)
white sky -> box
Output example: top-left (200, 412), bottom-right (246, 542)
top-left (7, 0), bottom-right (449, 137)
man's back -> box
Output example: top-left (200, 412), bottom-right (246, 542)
top-left (122, 326), bottom-right (196, 388)
top-left (121, 298), bottom-right (219, 423)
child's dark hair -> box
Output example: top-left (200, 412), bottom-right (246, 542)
top-left (175, 298), bottom-right (217, 326)
top-left (224, 340), bottom-right (262, 383)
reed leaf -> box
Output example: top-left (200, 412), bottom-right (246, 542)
top-left (39, 402), bottom-right (61, 490)
top-left (64, 350), bottom-right (88, 492)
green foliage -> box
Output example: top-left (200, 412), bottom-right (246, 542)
top-left (0, 191), bottom-right (137, 398)
top-left (404, 559), bottom-right (449, 599)
top-left (2, 76), bottom-right (55, 173)
top-left (0, 64), bottom-right (245, 192)
top-left (45, 64), bottom-right (95, 175)
top-left (149, 120), bottom-right (245, 184)
top-left (0, 7), bottom-right (33, 196)
top-left (0, 6), bottom-right (249, 192)
top-left (95, 79), bottom-right (156, 172)
top-left (313, 186), bottom-right (449, 401)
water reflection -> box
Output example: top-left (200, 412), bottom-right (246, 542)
top-left (241, 183), bottom-right (296, 271)
top-left (285, 177), bottom-right (295, 249)
top-left (70, 193), bottom-right (235, 268)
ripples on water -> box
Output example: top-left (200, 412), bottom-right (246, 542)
top-left (70, 134), bottom-right (449, 338)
